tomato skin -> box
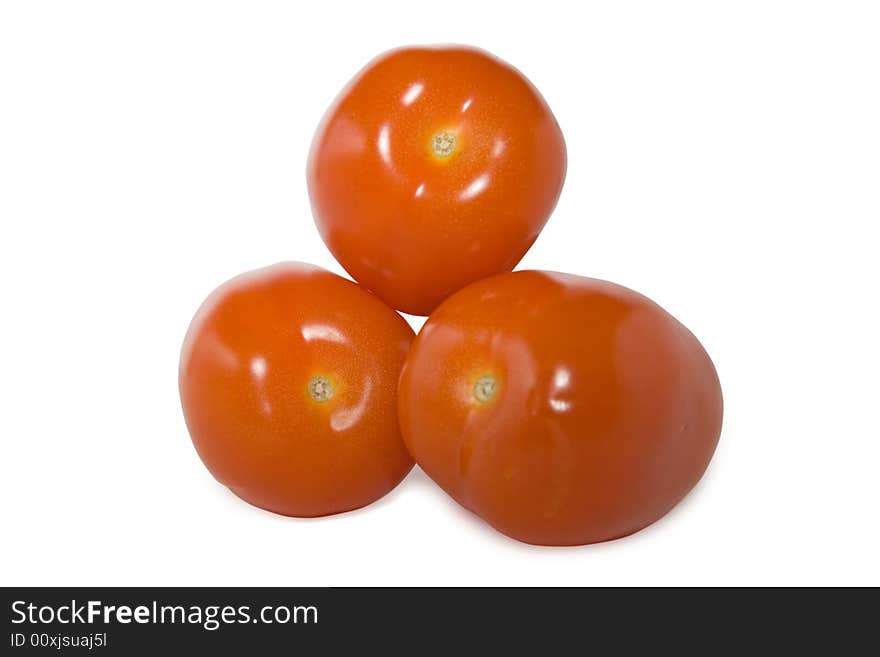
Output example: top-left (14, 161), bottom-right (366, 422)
top-left (307, 45), bottom-right (567, 316)
top-left (179, 262), bottom-right (414, 517)
top-left (398, 271), bottom-right (723, 546)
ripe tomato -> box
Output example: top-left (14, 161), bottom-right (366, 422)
top-left (307, 46), bottom-right (567, 315)
top-left (179, 262), bottom-right (414, 517)
top-left (398, 271), bottom-right (723, 546)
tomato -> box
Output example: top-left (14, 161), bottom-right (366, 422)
top-left (307, 45), bottom-right (567, 315)
top-left (179, 262), bottom-right (414, 517)
top-left (398, 271), bottom-right (723, 546)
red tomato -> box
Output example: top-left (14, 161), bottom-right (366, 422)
top-left (398, 271), bottom-right (723, 546)
top-left (307, 45), bottom-right (567, 315)
top-left (179, 262), bottom-right (414, 517)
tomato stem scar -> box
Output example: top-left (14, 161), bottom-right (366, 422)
top-left (308, 375), bottom-right (334, 402)
top-left (432, 131), bottom-right (456, 157)
top-left (473, 375), bottom-right (496, 403)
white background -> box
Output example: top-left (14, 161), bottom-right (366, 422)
top-left (1, 1), bottom-right (878, 586)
